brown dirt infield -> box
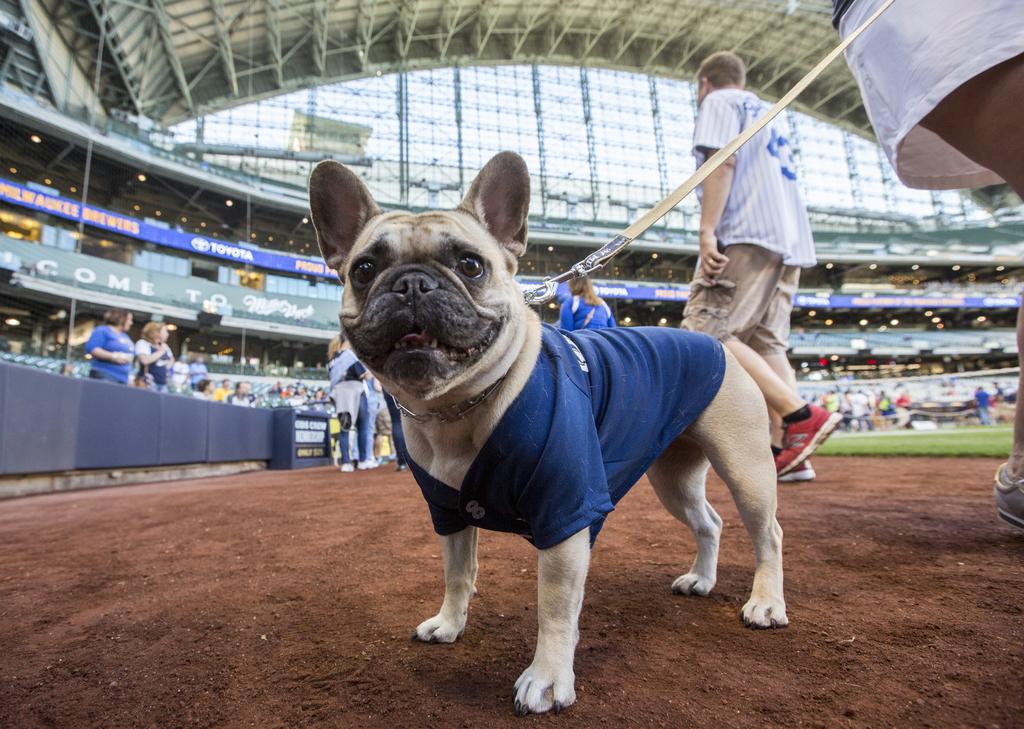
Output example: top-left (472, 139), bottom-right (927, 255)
top-left (1, 456), bottom-right (1022, 729)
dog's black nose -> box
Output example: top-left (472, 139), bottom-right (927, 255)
top-left (391, 270), bottom-right (439, 301)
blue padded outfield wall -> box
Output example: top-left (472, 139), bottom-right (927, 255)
top-left (0, 361), bottom-right (276, 475)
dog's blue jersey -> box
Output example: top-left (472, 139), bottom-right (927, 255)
top-left (407, 324), bottom-right (726, 549)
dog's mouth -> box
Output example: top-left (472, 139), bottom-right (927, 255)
top-left (391, 326), bottom-right (495, 363)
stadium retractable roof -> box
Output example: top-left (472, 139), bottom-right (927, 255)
top-left (27, 0), bottom-right (866, 129)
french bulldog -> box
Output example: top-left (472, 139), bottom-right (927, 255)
top-left (308, 151), bottom-right (787, 716)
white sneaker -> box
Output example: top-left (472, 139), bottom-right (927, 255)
top-left (357, 459), bottom-right (378, 470)
top-left (779, 460), bottom-right (816, 483)
top-left (340, 463), bottom-right (354, 473)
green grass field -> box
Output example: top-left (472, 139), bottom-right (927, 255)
top-left (816, 424), bottom-right (1013, 458)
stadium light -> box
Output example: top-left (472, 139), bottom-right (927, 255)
top-left (154, 210), bottom-right (162, 217)
top-left (69, 186), bottom-right (77, 193)
top-left (658, 317), bottom-right (667, 325)
top-left (29, 134), bottom-right (41, 143)
top-left (43, 178), bottom-right (51, 185)
top-left (301, 217), bottom-right (308, 224)
top-left (808, 310), bottom-right (816, 317)
top-left (977, 316), bottom-right (987, 322)
top-left (225, 199), bottom-right (234, 207)
top-left (166, 324), bottom-right (178, 331)
top-left (924, 310), bottom-right (933, 317)
top-left (951, 265), bottom-right (961, 271)
top-left (859, 319), bottom-right (868, 326)
top-left (623, 317), bottom-right (632, 324)
top-left (931, 317), bottom-right (942, 323)
top-left (911, 264), bottom-right (920, 270)
top-left (868, 263), bottom-right (877, 270)
top-left (825, 319), bottom-right (833, 326)
top-left (4, 317), bottom-right (20, 326)
top-left (825, 263), bottom-right (834, 270)
top-left (137, 173), bottom-right (147, 182)
top-left (651, 253), bottom-right (658, 259)
top-left (997, 266), bottom-right (1006, 272)
top-left (7, 167), bottom-right (15, 174)
top-left (890, 319), bottom-right (899, 326)
top-left (547, 246), bottom-right (554, 252)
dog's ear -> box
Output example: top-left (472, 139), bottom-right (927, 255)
top-left (458, 151), bottom-right (530, 258)
top-left (308, 161), bottom-right (381, 271)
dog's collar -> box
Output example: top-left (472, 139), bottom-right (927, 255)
top-left (393, 376), bottom-right (506, 424)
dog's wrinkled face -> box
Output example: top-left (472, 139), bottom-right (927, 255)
top-left (308, 152), bottom-right (531, 400)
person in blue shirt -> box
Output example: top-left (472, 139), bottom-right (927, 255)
top-left (84, 309), bottom-right (134, 384)
top-left (188, 354), bottom-right (209, 390)
top-left (559, 278), bottom-right (615, 331)
top-left (975, 387), bottom-right (993, 426)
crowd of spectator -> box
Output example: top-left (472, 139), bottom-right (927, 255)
top-left (811, 383), bottom-right (1012, 431)
top-left (80, 307), bottom-right (337, 409)
top-left (79, 309), bottom-right (408, 467)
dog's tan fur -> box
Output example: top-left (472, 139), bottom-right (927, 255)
top-left (309, 152), bottom-right (786, 716)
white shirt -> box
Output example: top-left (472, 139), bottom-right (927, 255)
top-left (171, 361), bottom-right (190, 387)
top-left (134, 339), bottom-right (173, 368)
top-left (693, 88), bottom-right (816, 267)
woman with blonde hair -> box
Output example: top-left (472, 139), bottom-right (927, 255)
top-left (559, 277), bottom-right (616, 331)
top-left (135, 320), bottom-right (174, 392)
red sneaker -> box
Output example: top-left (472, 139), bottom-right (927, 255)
top-left (776, 406), bottom-right (841, 476)
top-left (778, 459), bottom-right (816, 483)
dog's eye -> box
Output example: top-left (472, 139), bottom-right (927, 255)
top-left (351, 259), bottom-right (376, 286)
top-left (457, 254), bottom-right (485, 279)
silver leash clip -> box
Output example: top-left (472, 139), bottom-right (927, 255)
top-left (523, 235), bottom-right (632, 306)
top-left (523, 279), bottom-right (560, 306)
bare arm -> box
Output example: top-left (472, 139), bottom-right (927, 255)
top-left (136, 344), bottom-right (168, 366)
top-left (90, 347), bottom-right (130, 364)
top-left (697, 153), bottom-right (736, 283)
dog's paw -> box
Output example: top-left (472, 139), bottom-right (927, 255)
top-left (411, 613), bottom-right (464, 643)
top-left (513, 661), bottom-right (576, 716)
top-left (671, 572), bottom-right (716, 596)
top-left (740, 595), bottom-right (788, 629)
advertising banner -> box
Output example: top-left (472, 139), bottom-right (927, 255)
top-left (0, 177), bottom-right (335, 279)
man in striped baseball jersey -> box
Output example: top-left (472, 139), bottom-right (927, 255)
top-left (682, 51), bottom-right (840, 480)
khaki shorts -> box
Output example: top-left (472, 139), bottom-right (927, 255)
top-left (375, 407), bottom-right (392, 436)
top-left (681, 243), bottom-right (800, 356)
